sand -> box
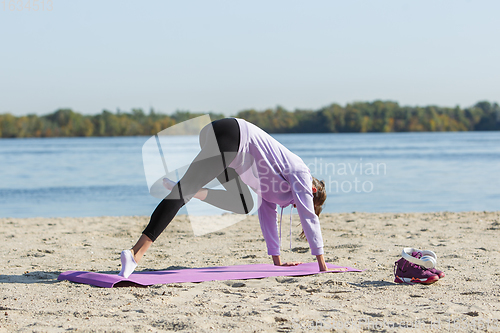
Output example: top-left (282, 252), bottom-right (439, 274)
top-left (1, 211), bottom-right (500, 332)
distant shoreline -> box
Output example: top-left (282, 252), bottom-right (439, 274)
top-left (1, 100), bottom-right (499, 138)
top-left (2, 130), bottom-right (500, 141)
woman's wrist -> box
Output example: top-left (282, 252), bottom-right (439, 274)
top-left (316, 254), bottom-right (328, 271)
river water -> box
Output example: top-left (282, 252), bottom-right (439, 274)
top-left (1, 131), bottom-right (499, 218)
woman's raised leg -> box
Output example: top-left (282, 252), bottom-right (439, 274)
top-left (119, 119), bottom-right (240, 277)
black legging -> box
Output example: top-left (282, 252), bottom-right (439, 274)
top-left (143, 118), bottom-right (254, 242)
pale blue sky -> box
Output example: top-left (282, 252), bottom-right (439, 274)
top-left (1, 0), bottom-right (499, 116)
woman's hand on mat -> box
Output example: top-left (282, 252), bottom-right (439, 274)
top-left (321, 267), bottom-right (349, 272)
top-left (280, 261), bottom-right (302, 266)
top-left (272, 255), bottom-right (301, 266)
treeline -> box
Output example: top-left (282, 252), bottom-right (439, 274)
top-left (0, 109), bottom-right (224, 138)
top-left (1, 101), bottom-right (499, 138)
top-left (236, 100), bottom-right (500, 133)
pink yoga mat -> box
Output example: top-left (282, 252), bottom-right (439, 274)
top-left (58, 263), bottom-right (362, 288)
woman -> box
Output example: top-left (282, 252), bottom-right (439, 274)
top-left (119, 118), bottom-right (329, 278)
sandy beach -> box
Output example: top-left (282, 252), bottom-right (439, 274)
top-left (1, 211), bottom-right (500, 332)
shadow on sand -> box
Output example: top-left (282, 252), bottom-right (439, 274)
top-left (0, 265), bottom-right (193, 287)
top-left (349, 280), bottom-right (398, 288)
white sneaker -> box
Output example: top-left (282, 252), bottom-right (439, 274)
top-left (118, 249), bottom-right (137, 278)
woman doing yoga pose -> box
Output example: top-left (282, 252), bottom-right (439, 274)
top-left (119, 118), bottom-right (329, 278)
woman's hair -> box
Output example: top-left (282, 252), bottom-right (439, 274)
top-left (299, 177), bottom-right (327, 239)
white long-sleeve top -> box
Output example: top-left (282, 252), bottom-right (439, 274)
top-left (228, 118), bottom-right (324, 256)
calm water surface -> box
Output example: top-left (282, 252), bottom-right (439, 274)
top-left (1, 132), bottom-right (499, 218)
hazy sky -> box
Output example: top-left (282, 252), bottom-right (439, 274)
top-left (1, 0), bottom-right (499, 116)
